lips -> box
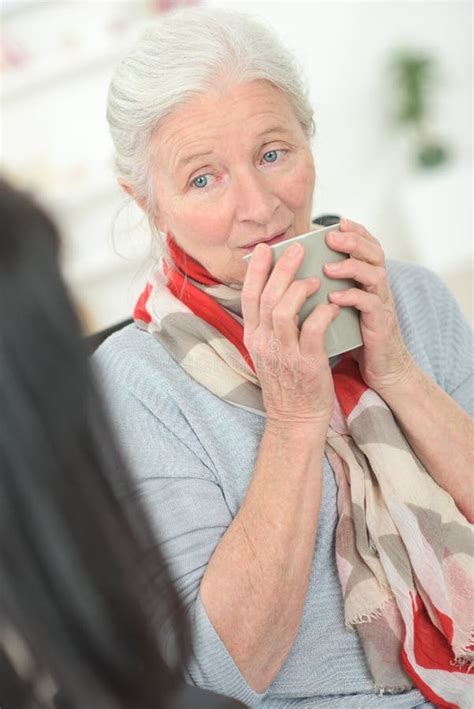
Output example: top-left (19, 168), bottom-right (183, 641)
top-left (243, 230), bottom-right (289, 251)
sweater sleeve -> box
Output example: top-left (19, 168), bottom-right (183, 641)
top-left (92, 349), bottom-right (267, 708)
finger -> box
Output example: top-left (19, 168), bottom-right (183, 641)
top-left (339, 217), bottom-right (378, 243)
top-left (325, 229), bottom-right (384, 266)
top-left (258, 242), bottom-right (305, 330)
top-left (299, 302), bottom-right (340, 358)
top-left (328, 287), bottom-right (387, 333)
top-left (272, 277), bottom-right (320, 350)
top-left (323, 258), bottom-right (390, 301)
top-left (241, 243), bottom-right (273, 336)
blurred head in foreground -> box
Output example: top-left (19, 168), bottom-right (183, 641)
top-left (0, 177), bottom-right (191, 709)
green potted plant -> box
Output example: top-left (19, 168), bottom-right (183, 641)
top-left (384, 46), bottom-right (471, 324)
top-left (387, 49), bottom-right (451, 170)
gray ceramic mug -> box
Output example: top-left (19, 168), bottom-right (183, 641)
top-left (242, 223), bottom-right (363, 358)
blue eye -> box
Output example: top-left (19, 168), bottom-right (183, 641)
top-left (263, 150), bottom-right (279, 163)
top-left (192, 175), bottom-right (209, 189)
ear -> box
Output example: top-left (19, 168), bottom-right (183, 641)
top-left (117, 178), bottom-right (148, 213)
top-left (117, 178), bottom-right (169, 234)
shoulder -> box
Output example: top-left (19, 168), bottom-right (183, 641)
top-left (93, 322), bottom-right (174, 380)
top-left (91, 323), bottom-right (219, 477)
top-left (386, 258), bottom-right (465, 332)
top-left (92, 324), bottom-right (185, 430)
top-left (386, 258), bottom-right (473, 399)
top-left (386, 258), bottom-right (446, 301)
top-left (92, 322), bottom-right (187, 408)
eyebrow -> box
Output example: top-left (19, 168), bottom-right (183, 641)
top-left (177, 150), bottom-right (214, 171)
top-left (176, 125), bottom-right (291, 171)
top-left (256, 124), bottom-right (291, 138)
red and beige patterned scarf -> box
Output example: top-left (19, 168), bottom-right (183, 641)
top-left (134, 235), bottom-right (474, 708)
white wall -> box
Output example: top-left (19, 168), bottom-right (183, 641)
top-left (2, 1), bottom-right (154, 331)
top-left (208, 0), bottom-right (473, 317)
top-left (2, 0), bottom-right (472, 331)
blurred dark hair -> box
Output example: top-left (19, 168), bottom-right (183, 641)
top-left (0, 177), bottom-right (192, 709)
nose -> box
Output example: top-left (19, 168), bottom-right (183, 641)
top-left (233, 168), bottom-right (280, 225)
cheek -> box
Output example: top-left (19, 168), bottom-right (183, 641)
top-left (153, 180), bottom-right (227, 245)
top-left (189, 212), bottom-right (229, 244)
top-left (281, 161), bottom-right (315, 209)
top-left (168, 199), bottom-right (232, 251)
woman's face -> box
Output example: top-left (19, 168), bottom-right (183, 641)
top-left (150, 79), bottom-right (316, 285)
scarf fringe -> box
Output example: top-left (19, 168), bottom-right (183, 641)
top-left (346, 596), bottom-right (393, 628)
top-left (375, 685), bottom-right (411, 696)
top-left (450, 656), bottom-right (474, 673)
top-left (451, 626), bottom-right (474, 671)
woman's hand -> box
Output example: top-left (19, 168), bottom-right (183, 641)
top-left (242, 241), bottom-right (340, 427)
top-left (324, 218), bottom-right (415, 393)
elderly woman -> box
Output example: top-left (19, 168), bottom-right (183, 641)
top-left (96, 8), bottom-right (473, 709)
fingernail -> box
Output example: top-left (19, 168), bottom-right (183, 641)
top-left (325, 261), bottom-right (339, 270)
top-left (330, 231), bottom-right (344, 243)
top-left (286, 243), bottom-right (302, 258)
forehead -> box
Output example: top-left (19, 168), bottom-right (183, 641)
top-left (152, 80), bottom-right (302, 167)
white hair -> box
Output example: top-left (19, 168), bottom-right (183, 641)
top-left (106, 6), bottom-right (316, 252)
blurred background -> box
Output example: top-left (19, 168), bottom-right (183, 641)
top-left (1, 0), bottom-right (472, 333)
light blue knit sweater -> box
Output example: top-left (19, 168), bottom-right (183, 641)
top-left (93, 260), bottom-right (473, 709)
